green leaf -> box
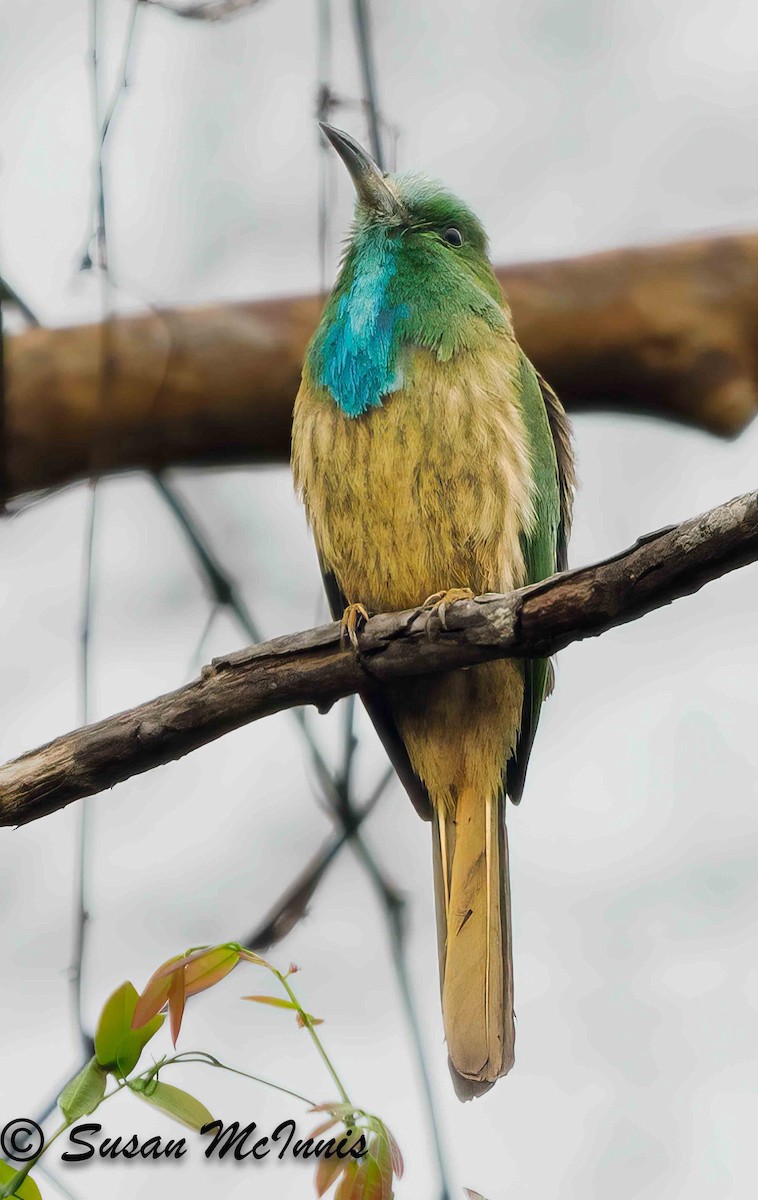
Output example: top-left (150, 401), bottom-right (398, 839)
top-left (372, 1133), bottom-right (394, 1200)
top-left (359, 1153), bottom-right (386, 1200)
top-left (0, 1161), bottom-right (43, 1199)
top-left (242, 994), bottom-right (298, 1010)
top-left (95, 981), bottom-right (165, 1076)
top-left (134, 1081), bottom-right (213, 1132)
top-left (58, 1057), bottom-right (107, 1121)
top-left (334, 1161), bottom-right (361, 1200)
top-left (242, 995), bottom-right (322, 1024)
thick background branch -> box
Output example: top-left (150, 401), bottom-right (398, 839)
top-left (1, 488), bottom-right (756, 827)
top-left (4, 232), bottom-right (758, 502)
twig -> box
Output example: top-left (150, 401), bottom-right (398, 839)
top-left (70, 0), bottom-right (142, 1067)
top-left (352, 0), bottom-right (384, 169)
top-left (242, 765), bottom-right (393, 950)
top-left (153, 472), bottom-right (405, 984)
top-left (71, 482), bottom-right (99, 1059)
top-left (0, 273), bottom-right (41, 327)
top-left (2, 487), bottom-right (756, 824)
top-left (152, 470), bottom-right (342, 800)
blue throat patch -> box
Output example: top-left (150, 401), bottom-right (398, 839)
top-left (315, 228), bottom-right (409, 417)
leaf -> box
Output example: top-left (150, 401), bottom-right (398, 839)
top-left (309, 1116), bottom-right (339, 1139)
top-left (132, 954), bottom-right (185, 1028)
top-left (133, 945), bottom-right (241, 1033)
top-left (334, 1161), bottom-right (361, 1200)
top-left (134, 1081), bottom-right (214, 1132)
top-left (0, 1161), bottom-right (43, 1200)
top-left (95, 981), bottom-right (165, 1076)
top-left (315, 1151), bottom-right (347, 1197)
top-left (309, 1102), bottom-right (352, 1116)
top-left (239, 948), bottom-right (270, 968)
top-left (372, 1132), bottom-right (394, 1200)
top-left (387, 1127), bottom-right (404, 1178)
top-left (183, 944), bottom-right (241, 997)
top-left (242, 994), bottom-right (299, 1010)
top-left (359, 1152), bottom-right (386, 1200)
top-left (58, 1056), bottom-right (107, 1121)
top-left (242, 994), bottom-right (323, 1025)
top-left (296, 1012), bottom-right (324, 1028)
top-left (167, 966), bottom-right (186, 1046)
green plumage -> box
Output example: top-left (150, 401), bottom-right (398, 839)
top-left (507, 354), bottom-right (563, 802)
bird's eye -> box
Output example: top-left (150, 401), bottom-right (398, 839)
top-left (442, 227), bottom-right (463, 247)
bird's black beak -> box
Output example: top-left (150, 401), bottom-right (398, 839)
top-left (319, 122), bottom-right (400, 217)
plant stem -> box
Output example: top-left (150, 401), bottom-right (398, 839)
top-left (154, 1051), bottom-right (317, 1108)
top-left (275, 970), bottom-right (352, 1108)
top-left (1, 1120), bottom-right (70, 1198)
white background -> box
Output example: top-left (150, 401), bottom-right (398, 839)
top-left (1, 1), bottom-right (757, 1197)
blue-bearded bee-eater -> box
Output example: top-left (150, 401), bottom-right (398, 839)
top-left (292, 124), bottom-right (575, 1099)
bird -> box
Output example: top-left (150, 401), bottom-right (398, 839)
top-left (292, 124), bottom-right (575, 1099)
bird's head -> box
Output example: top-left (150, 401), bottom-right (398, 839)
top-left (320, 122), bottom-right (503, 309)
top-left (308, 125), bottom-right (510, 416)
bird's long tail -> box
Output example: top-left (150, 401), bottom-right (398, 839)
top-left (432, 787), bottom-right (515, 1099)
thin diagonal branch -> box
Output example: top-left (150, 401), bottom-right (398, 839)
top-left (0, 273), bottom-right (41, 327)
top-left (242, 765), bottom-right (393, 951)
top-left (352, 0), bottom-right (385, 170)
top-left (1, 487), bottom-right (756, 826)
top-left (69, 0), bottom-right (142, 1062)
top-left (152, 470), bottom-right (343, 801)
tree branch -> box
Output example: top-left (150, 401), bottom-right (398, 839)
top-left (4, 232), bottom-right (758, 503)
top-left (1, 488), bottom-right (756, 826)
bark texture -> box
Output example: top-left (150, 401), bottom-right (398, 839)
top-left (1, 488), bottom-right (756, 826)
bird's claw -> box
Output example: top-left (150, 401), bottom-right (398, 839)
top-left (421, 587), bottom-right (475, 631)
top-left (340, 602), bottom-right (369, 651)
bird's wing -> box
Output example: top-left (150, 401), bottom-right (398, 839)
top-left (506, 355), bottom-right (574, 804)
top-left (536, 369), bottom-right (575, 573)
top-left (318, 552), bottom-right (434, 822)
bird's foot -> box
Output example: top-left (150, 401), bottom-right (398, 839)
top-left (340, 602), bottom-right (369, 651)
top-left (421, 587), bottom-right (475, 630)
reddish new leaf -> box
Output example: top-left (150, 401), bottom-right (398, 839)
top-left (183, 944), bottom-right (241, 996)
top-left (132, 954), bottom-right (183, 1028)
top-left (309, 1116), bottom-right (340, 1139)
top-left (167, 964), bottom-right (186, 1045)
top-left (296, 1011), bottom-right (324, 1028)
top-left (387, 1127), bottom-right (404, 1178)
top-left (133, 944), bottom-right (241, 1032)
top-left (315, 1150), bottom-right (347, 1197)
